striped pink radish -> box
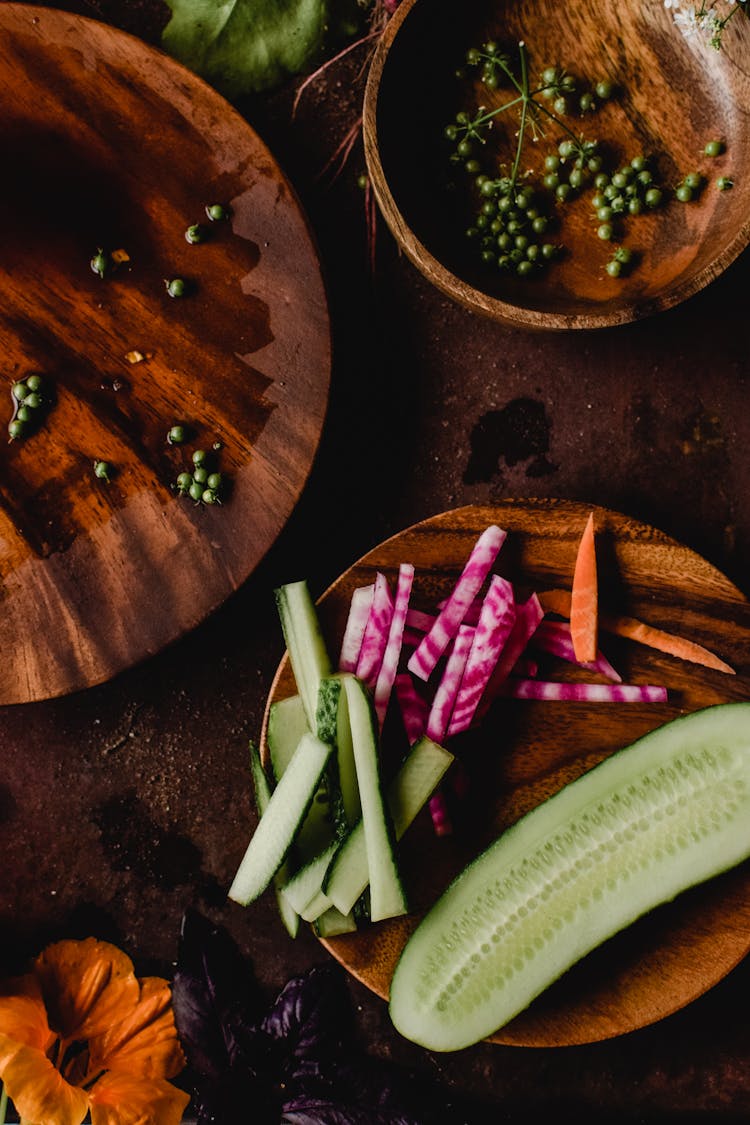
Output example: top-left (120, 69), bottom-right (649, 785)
top-left (447, 575), bottom-right (516, 737)
top-left (533, 619), bottom-right (622, 682)
top-left (504, 680), bottom-right (668, 703)
top-left (426, 624), bottom-right (475, 743)
top-left (338, 584), bottom-right (374, 672)
top-left (394, 673), bottom-right (428, 744)
top-left (356, 573), bottom-right (394, 690)
top-left (473, 593), bottom-right (544, 724)
top-left (407, 525), bottom-right (507, 682)
top-left (373, 564), bottom-right (415, 727)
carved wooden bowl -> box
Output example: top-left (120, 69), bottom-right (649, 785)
top-left (363, 0), bottom-right (750, 329)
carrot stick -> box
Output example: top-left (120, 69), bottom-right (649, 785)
top-left (570, 512), bottom-right (598, 663)
top-left (538, 589), bottom-right (735, 675)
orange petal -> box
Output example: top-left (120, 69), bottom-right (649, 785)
top-left (0, 1033), bottom-right (89, 1125)
top-left (0, 974), bottom-right (55, 1052)
top-left (89, 1071), bottom-right (190, 1125)
top-left (35, 939), bottom-right (140, 1040)
top-left (89, 978), bottom-right (185, 1081)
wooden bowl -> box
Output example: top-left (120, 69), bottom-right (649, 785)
top-left (0, 5), bottom-right (330, 703)
top-left (363, 0), bottom-right (750, 329)
top-left (263, 501), bottom-right (750, 1046)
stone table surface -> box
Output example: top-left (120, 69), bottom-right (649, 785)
top-left (2, 1), bottom-right (750, 1121)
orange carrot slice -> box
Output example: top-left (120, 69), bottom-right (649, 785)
top-left (538, 588), bottom-right (735, 675)
top-left (570, 512), bottom-right (598, 663)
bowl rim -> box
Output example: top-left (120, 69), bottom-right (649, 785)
top-left (363, 0), bottom-right (750, 330)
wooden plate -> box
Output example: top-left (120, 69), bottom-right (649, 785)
top-left (364, 0), bottom-right (750, 329)
top-left (264, 501), bottom-right (750, 1046)
top-left (0, 5), bottom-right (330, 703)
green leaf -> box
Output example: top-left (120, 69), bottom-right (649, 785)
top-left (162, 0), bottom-right (363, 99)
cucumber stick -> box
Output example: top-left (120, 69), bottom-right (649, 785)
top-left (229, 732), bottom-right (332, 906)
top-left (247, 743), bottom-right (299, 938)
top-left (390, 704), bottom-right (750, 1051)
top-left (343, 675), bottom-right (407, 922)
top-left (323, 737), bottom-right (454, 917)
top-left (275, 581), bottom-right (332, 729)
top-left (268, 695), bottom-right (333, 860)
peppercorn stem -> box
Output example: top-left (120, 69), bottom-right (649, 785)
top-left (509, 42), bottom-right (531, 189)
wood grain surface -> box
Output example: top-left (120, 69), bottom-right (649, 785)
top-left (264, 501), bottom-right (750, 1046)
top-left (363, 0), bottom-right (750, 329)
top-left (0, 5), bottom-right (330, 702)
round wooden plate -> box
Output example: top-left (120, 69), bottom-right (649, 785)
top-left (364, 0), bottom-right (750, 329)
top-left (264, 501), bottom-right (750, 1047)
top-left (0, 5), bottom-right (330, 703)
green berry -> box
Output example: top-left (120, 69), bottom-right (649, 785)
top-left (207, 472), bottom-right (222, 491)
top-left (541, 243), bottom-right (557, 260)
top-left (8, 419), bottom-right (25, 441)
top-left (94, 460), bottom-right (113, 481)
top-left (628, 198), bottom-right (643, 215)
top-left (202, 489), bottom-right (218, 505)
top-left (684, 172), bottom-right (702, 190)
top-left (594, 172), bottom-right (610, 190)
top-left (12, 382), bottom-right (28, 401)
top-left (456, 139), bottom-right (473, 158)
top-left (516, 259), bottom-right (534, 276)
top-left (168, 425), bottom-right (186, 444)
top-left (193, 466), bottom-right (208, 485)
top-left (26, 375), bottom-right (42, 392)
top-left (189, 481), bottom-right (203, 501)
top-left (614, 246), bottom-right (633, 264)
top-left (717, 176), bottom-right (734, 191)
top-left (176, 472), bottom-right (193, 493)
top-left (192, 449), bottom-right (208, 467)
top-left (568, 167), bottom-right (584, 189)
top-left (558, 140), bottom-right (575, 159)
top-left (16, 406), bottom-right (31, 423)
top-left (541, 66), bottom-right (558, 85)
top-left (531, 216), bottom-right (548, 234)
top-left (705, 140), bottom-right (724, 157)
top-left (444, 125), bottom-right (458, 141)
top-left (556, 183), bottom-right (572, 202)
top-left (597, 205), bottom-right (613, 222)
top-left (597, 223), bottom-right (613, 240)
top-left (466, 48), bottom-right (481, 66)
top-left (587, 155), bottom-right (603, 174)
top-left (25, 393), bottom-right (42, 409)
top-left (579, 92), bottom-right (594, 113)
top-left (543, 172), bottom-right (560, 190)
top-left (553, 96), bottom-right (569, 116)
top-left (676, 183), bottom-right (693, 202)
top-left (166, 278), bottom-right (187, 298)
top-left (595, 79), bottom-right (614, 99)
top-left (606, 259), bottom-right (622, 277)
top-left (645, 187), bottom-right (663, 208)
top-left (544, 154), bottom-right (561, 172)
top-left (185, 224), bottom-right (207, 244)
top-left (90, 250), bottom-right (109, 278)
top-left (205, 203), bottom-right (231, 222)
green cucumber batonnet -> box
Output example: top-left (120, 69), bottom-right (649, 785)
top-left (389, 703), bottom-right (750, 1052)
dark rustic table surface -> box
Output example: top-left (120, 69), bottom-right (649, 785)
top-left (2, 1), bottom-right (750, 1121)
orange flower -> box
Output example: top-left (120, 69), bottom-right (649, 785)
top-left (0, 939), bottom-right (189, 1125)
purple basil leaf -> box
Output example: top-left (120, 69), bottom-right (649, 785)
top-left (262, 964), bottom-right (354, 1084)
top-left (281, 1096), bottom-right (420, 1125)
top-left (172, 909), bottom-right (266, 1079)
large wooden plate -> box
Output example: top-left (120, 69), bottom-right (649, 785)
top-left (0, 5), bottom-right (330, 703)
top-left (264, 501), bottom-right (750, 1046)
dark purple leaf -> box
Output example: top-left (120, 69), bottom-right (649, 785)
top-left (172, 909), bottom-right (266, 1079)
top-left (262, 963), bottom-right (354, 1085)
top-left (281, 1096), bottom-right (420, 1125)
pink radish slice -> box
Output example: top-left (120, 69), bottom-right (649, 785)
top-left (428, 789), bottom-right (453, 837)
top-left (373, 564), bottom-right (415, 727)
top-left (474, 593), bottom-right (545, 724)
top-left (426, 624), bottom-right (475, 743)
top-left (406, 607), bottom-right (436, 633)
top-left (355, 573), bottom-right (394, 690)
top-left (437, 596), bottom-right (481, 627)
top-left (534, 619), bottom-right (622, 682)
top-left (407, 524), bottom-right (507, 681)
top-left (338, 584), bottom-right (375, 673)
top-left (504, 679), bottom-right (668, 703)
top-left (448, 575), bottom-right (516, 737)
top-left (394, 673), bottom-right (428, 744)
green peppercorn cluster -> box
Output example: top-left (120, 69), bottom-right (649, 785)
top-left (466, 178), bottom-right (558, 276)
top-left (175, 448), bottom-right (225, 506)
top-left (8, 374), bottom-right (51, 442)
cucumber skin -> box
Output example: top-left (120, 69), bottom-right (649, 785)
top-left (390, 703), bottom-right (750, 1052)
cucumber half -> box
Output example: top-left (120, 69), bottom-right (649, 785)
top-left (390, 703), bottom-right (750, 1051)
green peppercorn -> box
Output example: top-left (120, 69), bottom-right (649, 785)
top-left (168, 425), bottom-right (186, 444)
top-left (12, 382), bottom-right (28, 401)
top-left (675, 183), bottom-right (693, 202)
top-left (94, 460), bottom-right (113, 482)
top-left (201, 489), bottom-right (218, 505)
top-left (205, 203), bottom-right (231, 222)
top-left (705, 140), bottom-right (724, 157)
top-left (206, 472), bottom-right (222, 491)
top-left (595, 79), bottom-right (613, 99)
top-left (176, 472), bottom-right (193, 493)
top-left (26, 375), bottom-right (42, 393)
top-left (8, 419), bottom-right (25, 441)
top-left (192, 449), bottom-right (208, 467)
top-left (166, 278), bottom-right (187, 298)
top-left (24, 393), bottom-right (42, 409)
top-left (185, 224), bottom-right (207, 244)
top-left (188, 481), bottom-right (204, 502)
top-left (193, 466), bottom-right (209, 485)
top-left (606, 259), bottom-right (622, 277)
top-left (16, 406), bottom-right (31, 423)
top-left (90, 250), bottom-right (110, 278)
top-left (717, 176), bottom-right (734, 191)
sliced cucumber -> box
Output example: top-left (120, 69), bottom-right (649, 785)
top-left (228, 732), bottom-right (332, 906)
top-left (314, 906), bottom-right (357, 937)
top-left (323, 737), bottom-right (454, 918)
top-left (275, 581), bottom-right (332, 729)
top-left (390, 703), bottom-right (750, 1051)
top-left (268, 694), bottom-right (333, 859)
top-left (343, 675), bottom-right (407, 923)
top-left (248, 743), bottom-right (299, 938)
top-left (282, 841), bottom-right (338, 916)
